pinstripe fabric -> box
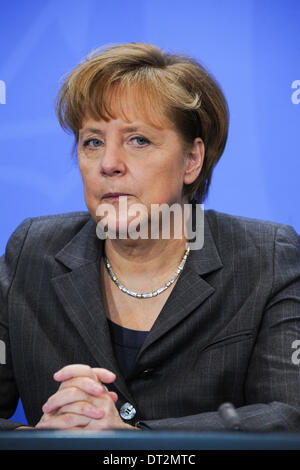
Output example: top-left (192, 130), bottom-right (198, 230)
top-left (0, 209), bottom-right (300, 431)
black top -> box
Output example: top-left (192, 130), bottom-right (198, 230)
top-left (107, 318), bottom-right (148, 380)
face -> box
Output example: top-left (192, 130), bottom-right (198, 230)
top-left (77, 110), bottom-right (203, 237)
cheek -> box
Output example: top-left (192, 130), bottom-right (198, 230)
top-left (79, 163), bottom-right (97, 196)
top-left (155, 160), bottom-right (184, 190)
top-left (143, 171), bottom-right (184, 205)
top-left (146, 156), bottom-right (180, 182)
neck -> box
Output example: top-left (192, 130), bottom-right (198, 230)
top-left (103, 236), bottom-right (188, 281)
top-left (101, 200), bottom-right (193, 287)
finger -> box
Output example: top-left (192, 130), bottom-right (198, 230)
top-left (42, 387), bottom-right (94, 414)
top-left (53, 364), bottom-right (98, 382)
top-left (109, 391), bottom-right (119, 403)
top-left (58, 378), bottom-right (118, 403)
top-left (54, 364), bottom-right (116, 383)
top-left (56, 401), bottom-right (104, 420)
top-left (36, 412), bottom-right (91, 430)
top-left (92, 367), bottom-right (117, 384)
top-left (58, 377), bottom-right (106, 397)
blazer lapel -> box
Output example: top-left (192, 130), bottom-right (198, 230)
top-left (50, 216), bottom-right (135, 405)
top-left (135, 213), bottom-right (224, 361)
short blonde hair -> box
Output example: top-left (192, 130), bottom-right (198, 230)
top-left (56, 42), bottom-right (229, 203)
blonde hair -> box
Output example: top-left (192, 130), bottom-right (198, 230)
top-left (56, 42), bottom-right (229, 203)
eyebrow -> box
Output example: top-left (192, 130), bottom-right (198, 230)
top-left (79, 126), bottom-right (150, 137)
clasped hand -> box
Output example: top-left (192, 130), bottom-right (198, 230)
top-left (35, 364), bottom-right (139, 431)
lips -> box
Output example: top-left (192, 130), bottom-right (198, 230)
top-left (103, 193), bottom-right (132, 199)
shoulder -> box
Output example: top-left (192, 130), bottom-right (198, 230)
top-left (205, 209), bottom-right (300, 248)
top-left (0, 212), bottom-right (92, 292)
top-left (202, 210), bottom-right (300, 292)
top-left (23, 210), bottom-right (91, 233)
top-left (4, 211), bottom-right (92, 256)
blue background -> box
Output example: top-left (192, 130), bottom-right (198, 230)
top-left (0, 0), bottom-right (299, 425)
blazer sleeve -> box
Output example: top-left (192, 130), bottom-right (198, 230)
top-left (137, 224), bottom-right (300, 432)
top-left (0, 218), bottom-right (33, 430)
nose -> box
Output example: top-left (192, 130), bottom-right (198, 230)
top-left (100, 141), bottom-right (126, 177)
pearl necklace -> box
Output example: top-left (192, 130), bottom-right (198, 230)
top-left (104, 244), bottom-right (190, 299)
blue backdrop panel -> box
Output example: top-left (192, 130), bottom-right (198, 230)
top-left (0, 0), bottom-right (299, 425)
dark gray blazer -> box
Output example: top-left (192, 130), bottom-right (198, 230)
top-left (1, 209), bottom-right (300, 431)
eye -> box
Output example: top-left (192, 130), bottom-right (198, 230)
top-left (130, 136), bottom-right (150, 147)
top-left (83, 138), bottom-right (102, 148)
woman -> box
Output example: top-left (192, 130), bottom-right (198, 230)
top-left (1, 43), bottom-right (300, 432)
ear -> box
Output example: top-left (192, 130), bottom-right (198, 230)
top-left (183, 137), bottom-right (205, 185)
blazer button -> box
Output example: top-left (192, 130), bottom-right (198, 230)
top-left (119, 402), bottom-right (136, 420)
top-left (140, 368), bottom-right (154, 377)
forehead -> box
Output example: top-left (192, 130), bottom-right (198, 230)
top-left (82, 84), bottom-right (174, 131)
